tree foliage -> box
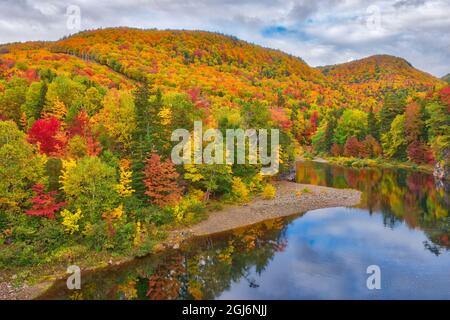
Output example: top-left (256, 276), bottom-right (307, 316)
top-left (25, 184), bottom-right (66, 219)
top-left (143, 152), bottom-right (182, 208)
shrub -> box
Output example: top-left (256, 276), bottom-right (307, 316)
top-left (262, 183), bottom-right (276, 200)
top-left (407, 141), bottom-right (434, 164)
top-left (60, 208), bottom-right (83, 235)
top-left (302, 187), bottom-right (312, 193)
top-left (231, 177), bottom-right (250, 203)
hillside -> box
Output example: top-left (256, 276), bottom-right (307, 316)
top-left (50, 28), bottom-right (339, 108)
top-left (442, 73), bottom-right (450, 83)
top-left (1, 29), bottom-right (443, 112)
top-left (320, 55), bottom-right (443, 109)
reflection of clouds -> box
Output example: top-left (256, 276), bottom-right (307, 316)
top-left (218, 207), bottom-right (450, 299)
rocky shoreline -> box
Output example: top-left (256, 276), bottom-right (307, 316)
top-left (0, 181), bottom-right (361, 300)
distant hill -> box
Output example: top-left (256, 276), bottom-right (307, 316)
top-left (319, 55), bottom-right (443, 108)
top-left (442, 73), bottom-right (450, 83)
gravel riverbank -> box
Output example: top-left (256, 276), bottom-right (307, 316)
top-left (180, 181), bottom-right (361, 236)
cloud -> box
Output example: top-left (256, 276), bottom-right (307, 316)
top-left (0, 0), bottom-right (448, 76)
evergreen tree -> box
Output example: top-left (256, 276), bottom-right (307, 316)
top-left (379, 92), bottom-right (405, 135)
top-left (131, 82), bottom-right (153, 198)
top-left (367, 106), bottom-right (379, 140)
top-left (130, 82), bottom-right (165, 198)
top-left (324, 111), bottom-right (338, 152)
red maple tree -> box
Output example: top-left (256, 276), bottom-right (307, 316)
top-left (27, 117), bottom-right (66, 155)
top-left (25, 184), bottom-right (66, 219)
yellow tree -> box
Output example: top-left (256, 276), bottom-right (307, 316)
top-left (116, 159), bottom-right (135, 197)
top-left (93, 89), bottom-right (136, 151)
top-left (44, 97), bottom-right (67, 122)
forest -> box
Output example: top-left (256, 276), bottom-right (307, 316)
top-left (0, 28), bottom-right (448, 271)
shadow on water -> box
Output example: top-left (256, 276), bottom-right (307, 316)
top-left (39, 161), bottom-right (449, 300)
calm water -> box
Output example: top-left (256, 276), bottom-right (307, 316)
top-left (40, 162), bottom-right (450, 300)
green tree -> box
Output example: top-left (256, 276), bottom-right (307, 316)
top-left (184, 164), bottom-right (233, 200)
top-left (311, 122), bottom-right (327, 153)
top-left (94, 89), bottom-right (136, 152)
top-left (367, 106), bottom-right (379, 140)
top-left (381, 114), bottom-right (407, 160)
top-left (130, 83), bottom-right (154, 198)
top-left (0, 121), bottom-right (47, 213)
top-left (380, 92), bottom-right (405, 135)
top-left (0, 77), bottom-right (28, 124)
top-left (82, 87), bottom-right (103, 116)
top-left (333, 109), bottom-right (368, 145)
top-left (426, 102), bottom-right (450, 140)
top-left (324, 110), bottom-right (338, 152)
top-left (241, 100), bottom-right (272, 129)
top-left (44, 76), bottom-right (85, 117)
top-left (426, 101), bottom-right (450, 159)
top-left (59, 156), bottom-right (119, 222)
top-left (21, 81), bottom-right (47, 126)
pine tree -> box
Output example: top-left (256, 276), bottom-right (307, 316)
top-left (368, 106), bottom-right (379, 140)
top-left (380, 92), bottom-right (405, 135)
top-left (324, 110), bottom-right (338, 152)
top-left (131, 82), bottom-right (154, 198)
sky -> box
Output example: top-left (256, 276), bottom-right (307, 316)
top-left (0, 0), bottom-right (449, 77)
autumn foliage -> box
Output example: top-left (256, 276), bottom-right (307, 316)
top-left (407, 141), bottom-right (434, 164)
top-left (143, 152), bottom-right (182, 207)
top-left (25, 184), bottom-right (66, 219)
top-left (27, 117), bottom-right (65, 155)
top-left (344, 137), bottom-right (364, 158)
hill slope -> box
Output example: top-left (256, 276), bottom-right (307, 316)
top-left (1, 28), bottom-right (444, 112)
top-left (442, 73), bottom-right (450, 83)
top-left (320, 55), bottom-right (443, 108)
top-left (50, 28), bottom-right (340, 108)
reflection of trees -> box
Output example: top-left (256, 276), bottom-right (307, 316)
top-left (41, 217), bottom-right (291, 300)
top-left (179, 218), bottom-right (289, 299)
top-left (296, 162), bottom-right (450, 253)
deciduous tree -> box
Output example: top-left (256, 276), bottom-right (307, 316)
top-left (143, 152), bottom-right (182, 207)
top-left (25, 184), bottom-right (66, 219)
top-left (0, 121), bottom-right (47, 212)
top-left (27, 117), bottom-right (66, 155)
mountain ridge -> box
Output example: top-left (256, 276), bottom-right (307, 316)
top-left (0, 27), bottom-right (444, 111)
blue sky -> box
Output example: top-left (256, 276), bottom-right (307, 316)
top-left (0, 0), bottom-right (449, 76)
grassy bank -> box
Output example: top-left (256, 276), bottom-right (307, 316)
top-left (319, 156), bottom-right (434, 173)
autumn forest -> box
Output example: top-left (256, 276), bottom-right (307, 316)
top-left (0, 28), bottom-right (449, 279)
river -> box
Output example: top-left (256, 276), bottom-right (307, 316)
top-left (39, 161), bottom-right (450, 299)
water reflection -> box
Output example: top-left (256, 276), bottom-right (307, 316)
top-left (296, 161), bottom-right (449, 252)
top-left (39, 218), bottom-right (292, 300)
top-left (39, 162), bottom-right (450, 300)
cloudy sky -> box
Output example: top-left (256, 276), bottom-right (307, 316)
top-left (0, 0), bottom-right (449, 76)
